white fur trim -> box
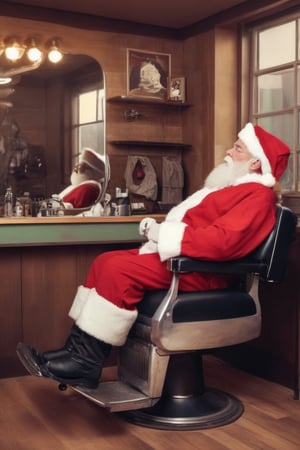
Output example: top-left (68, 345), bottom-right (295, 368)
top-left (75, 288), bottom-right (138, 346)
top-left (233, 172), bottom-right (275, 187)
top-left (158, 221), bottom-right (187, 261)
top-left (166, 187), bottom-right (218, 222)
top-left (238, 123), bottom-right (272, 175)
top-left (68, 286), bottom-right (90, 321)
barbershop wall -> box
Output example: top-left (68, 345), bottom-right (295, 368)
top-left (0, 15), bottom-right (239, 200)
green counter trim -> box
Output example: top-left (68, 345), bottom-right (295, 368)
top-left (0, 221), bottom-right (142, 247)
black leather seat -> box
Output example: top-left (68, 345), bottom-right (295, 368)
top-left (73, 204), bottom-right (296, 430)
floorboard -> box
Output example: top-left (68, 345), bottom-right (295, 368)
top-left (1, 356), bottom-right (299, 450)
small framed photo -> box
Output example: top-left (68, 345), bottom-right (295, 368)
top-left (127, 48), bottom-right (171, 100)
top-left (168, 77), bottom-right (186, 103)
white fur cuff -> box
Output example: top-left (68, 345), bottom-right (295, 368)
top-left (75, 288), bottom-right (138, 346)
top-left (68, 285), bottom-right (91, 321)
top-left (158, 221), bottom-right (186, 261)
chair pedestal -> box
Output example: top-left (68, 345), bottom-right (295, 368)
top-left (122, 352), bottom-right (243, 430)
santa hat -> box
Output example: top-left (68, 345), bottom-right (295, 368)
top-left (80, 148), bottom-right (105, 180)
top-left (238, 123), bottom-right (290, 182)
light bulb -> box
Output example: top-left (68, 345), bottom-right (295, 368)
top-left (48, 47), bottom-right (63, 63)
top-left (5, 43), bottom-right (25, 61)
top-left (27, 46), bottom-right (42, 62)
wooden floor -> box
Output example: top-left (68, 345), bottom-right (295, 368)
top-left (1, 356), bottom-right (299, 450)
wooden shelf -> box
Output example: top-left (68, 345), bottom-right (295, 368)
top-left (110, 140), bottom-right (191, 148)
top-left (107, 96), bottom-right (191, 107)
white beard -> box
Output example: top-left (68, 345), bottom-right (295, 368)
top-left (70, 171), bottom-right (90, 186)
top-left (204, 156), bottom-right (253, 189)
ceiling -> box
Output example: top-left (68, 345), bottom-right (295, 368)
top-left (6, 0), bottom-right (248, 29)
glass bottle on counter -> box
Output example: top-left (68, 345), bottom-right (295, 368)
top-left (23, 192), bottom-right (31, 217)
top-left (15, 198), bottom-right (23, 217)
top-left (4, 186), bottom-right (13, 217)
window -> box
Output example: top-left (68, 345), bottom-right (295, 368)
top-left (71, 88), bottom-right (105, 164)
top-left (250, 16), bottom-right (300, 191)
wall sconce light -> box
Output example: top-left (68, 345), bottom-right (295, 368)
top-left (4, 40), bottom-right (25, 61)
top-left (0, 36), bottom-right (64, 78)
top-left (26, 39), bottom-right (43, 63)
top-left (48, 40), bottom-right (63, 64)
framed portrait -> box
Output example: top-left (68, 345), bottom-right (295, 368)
top-left (127, 49), bottom-right (171, 100)
top-left (168, 77), bottom-right (186, 103)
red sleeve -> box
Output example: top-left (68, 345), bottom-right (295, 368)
top-left (62, 183), bottom-right (100, 208)
top-left (181, 189), bottom-right (276, 261)
top-left (158, 185), bottom-right (277, 262)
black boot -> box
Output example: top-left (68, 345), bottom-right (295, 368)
top-left (40, 330), bottom-right (111, 388)
top-left (42, 325), bottom-right (82, 362)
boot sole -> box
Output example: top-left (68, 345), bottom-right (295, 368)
top-left (17, 342), bottom-right (99, 389)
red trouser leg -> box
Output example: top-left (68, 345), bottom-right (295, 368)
top-left (84, 248), bottom-right (229, 311)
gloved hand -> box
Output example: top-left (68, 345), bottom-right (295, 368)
top-left (147, 221), bottom-right (160, 243)
top-left (139, 217), bottom-right (156, 237)
top-left (139, 217), bottom-right (160, 243)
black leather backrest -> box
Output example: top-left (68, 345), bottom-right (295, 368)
top-left (248, 205), bottom-right (296, 281)
top-left (168, 205), bottom-right (297, 283)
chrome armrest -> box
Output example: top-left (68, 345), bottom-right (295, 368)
top-left (150, 255), bottom-right (262, 352)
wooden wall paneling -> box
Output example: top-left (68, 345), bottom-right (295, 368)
top-left (182, 27), bottom-right (239, 197)
top-left (21, 246), bottom-right (79, 352)
top-left (0, 248), bottom-right (22, 376)
top-left (182, 30), bottom-right (216, 196)
top-left (107, 102), bottom-right (183, 143)
top-left (214, 27), bottom-right (239, 165)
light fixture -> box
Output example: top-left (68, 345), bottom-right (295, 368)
top-left (26, 39), bottom-right (43, 63)
top-left (48, 40), bottom-right (63, 64)
top-left (3, 38), bottom-right (25, 62)
top-left (5, 41), bottom-right (25, 61)
top-left (0, 36), bottom-right (64, 78)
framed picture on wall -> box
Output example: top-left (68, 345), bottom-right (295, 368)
top-left (168, 77), bottom-right (186, 103)
top-left (127, 48), bottom-right (171, 100)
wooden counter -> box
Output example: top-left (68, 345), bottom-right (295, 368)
top-left (0, 215), bottom-right (165, 246)
top-left (0, 215), bottom-right (163, 377)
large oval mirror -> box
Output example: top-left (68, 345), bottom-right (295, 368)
top-left (0, 52), bottom-right (107, 210)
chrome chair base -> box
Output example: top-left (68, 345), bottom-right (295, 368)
top-left (122, 387), bottom-right (243, 430)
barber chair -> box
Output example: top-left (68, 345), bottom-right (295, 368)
top-left (73, 205), bottom-right (296, 430)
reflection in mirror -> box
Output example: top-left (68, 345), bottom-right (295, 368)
top-left (0, 52), bottom-right (107, 215)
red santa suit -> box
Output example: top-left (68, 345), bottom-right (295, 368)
top-left (67, 124), bottom-right (290, 347)
top-left (56, 148), bottom-right (106, 210)
top-left (60, 180), bottom-right (101, 209)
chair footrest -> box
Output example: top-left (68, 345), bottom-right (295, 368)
top-left (72, 381), bottom-right (158, 412)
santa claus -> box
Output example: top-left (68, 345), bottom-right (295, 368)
top-left (56, 148), bottom-right (106, 210)
top-left (18, 123), bottom-right (290, 389)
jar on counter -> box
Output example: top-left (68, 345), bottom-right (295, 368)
top-left (23, 192), bottom-right (31, 216)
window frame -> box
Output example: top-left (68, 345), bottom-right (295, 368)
top-left (247, 12), bottom-right (300, 192)
top-left (71, 84), bottom-right (105, 166)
